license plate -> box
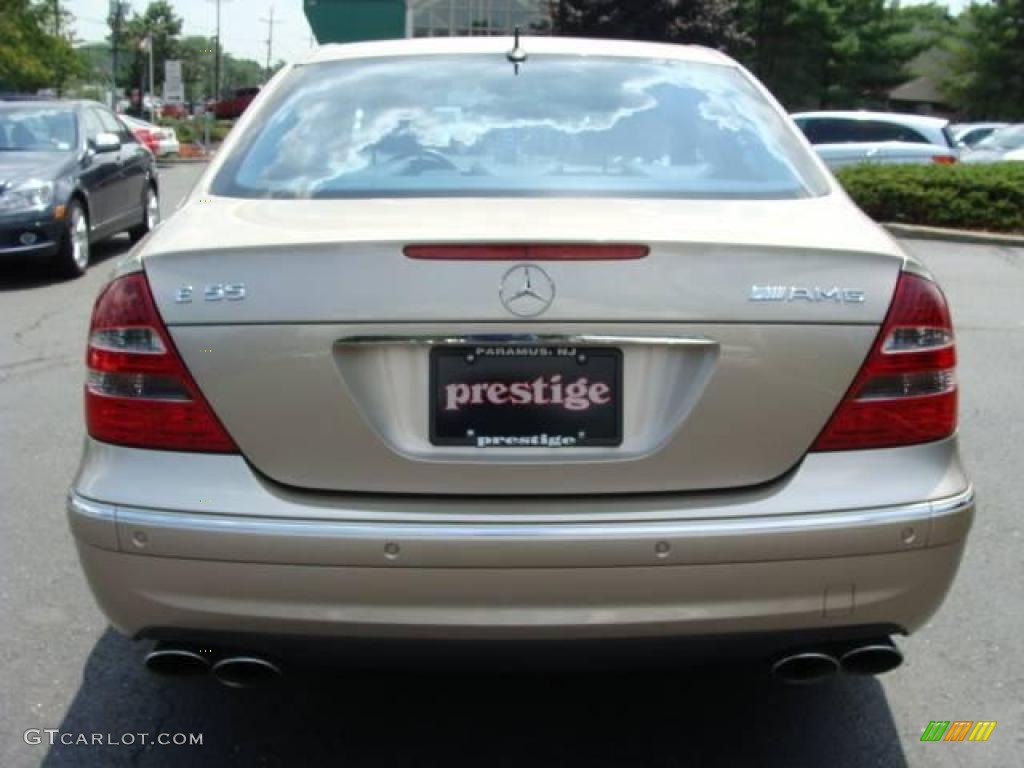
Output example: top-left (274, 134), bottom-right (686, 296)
top-left (430, 346), bottom-right (622, 448)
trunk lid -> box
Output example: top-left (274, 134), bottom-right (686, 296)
top-left (144, 196), bottom-right (901, 495)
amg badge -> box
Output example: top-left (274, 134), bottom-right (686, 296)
top-left (749, 285), bottom-right (866, 304)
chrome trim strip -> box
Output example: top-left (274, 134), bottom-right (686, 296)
top-left (334, 333), bottom-right (718, 348)
top-left (930, 486), bottom-right (975, 516)
top-left (67, 493), bottom-right (117, 524)
top-left (0, 242), bottom-right (56, 257)
top-left (68, 489), bottom-right (970, 548)
top-left (104, 486), bottom-right (973, 540)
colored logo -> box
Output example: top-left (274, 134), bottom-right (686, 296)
top-left (921, 721), bottom-right (997, 742)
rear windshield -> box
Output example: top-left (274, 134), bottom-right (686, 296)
top-left (212, 54), bottom-right (828, 200)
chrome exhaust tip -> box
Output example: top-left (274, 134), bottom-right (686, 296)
top-left (771, 651), bottom-right (840, 684)
top-left (144, 645), bottom-right (212, 677)
top-left (839, 638), bottom-right (904, 676)
top-left (211, 656), bottom-right (283, 688)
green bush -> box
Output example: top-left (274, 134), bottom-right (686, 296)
top-left (156, 117), bottom-right (235, 146)
top-left (835, 162), bottom-right (1024, 234)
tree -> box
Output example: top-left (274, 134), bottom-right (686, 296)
top-left (945, 0), bottom-right (1024, 119)
top-left (738, 0), bottom-right (943, 109)
top-left (178, 35), bottom-right (217, 102)
top-left (108, 0), bottom-right (183, 96)
top-left (221, 54), bottom-right (266, 93)
top-left (550, 0), bottom-right (748, 52)
top-left (0, 0), bottom-right (80, 93)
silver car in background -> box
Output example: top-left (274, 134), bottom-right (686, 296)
top-left (961, 123), bottom-right (1024, 163)
top-left (68, 38), bottom-right (973, 687)
top-left (950, 121), bottom-right (1009, 148)
top-left (793, 110), bottom-right (959, 170)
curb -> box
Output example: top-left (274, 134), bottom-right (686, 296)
top-left (884, 222), bottom-right (1024, 248)
top-left (157, 157), bottom-right (213, 168)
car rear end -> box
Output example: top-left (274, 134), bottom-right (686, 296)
top-left (793, 112), bottom-right (960, 169)
top-left (68, 39), bottom-right (973, 681)
top-left (155, 125), bottom-right (180, 157)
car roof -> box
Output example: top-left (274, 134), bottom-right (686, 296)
top-left (952, 122), bottom-right (1008, 131)
top-left (302, 36), bottom-right (735, 68)
top-left (0, 99), bottom-right (108, 111)
top-left (791, 110), bottom-right (950, 129)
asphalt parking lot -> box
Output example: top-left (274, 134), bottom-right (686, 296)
top-left (1, 164), bottom-right (1021, 767)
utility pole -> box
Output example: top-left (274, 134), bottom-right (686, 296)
top-left (52, 0), bottom-right (63, 96)
top-left (260, 6), bottom-right (283, 81)
top-left (207, 0), bottom-right (232, 102)
top-left (110, 2), bottom-right (131, 108)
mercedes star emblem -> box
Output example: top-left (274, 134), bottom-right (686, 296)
top-left (499, 263), bottom-right (556, 317)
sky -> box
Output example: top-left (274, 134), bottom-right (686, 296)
top-left (63, 0), bottom-right (973, 66)
top-left (64, 0), bottom-right (317, 66)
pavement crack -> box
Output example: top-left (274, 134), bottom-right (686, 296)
top-left (13, 309), bottom-right (60, 346)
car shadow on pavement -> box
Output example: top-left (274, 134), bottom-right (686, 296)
top-left (0, 237), bottom-right (131, 293)
top-left (39, 629), bottom-right (908, 768)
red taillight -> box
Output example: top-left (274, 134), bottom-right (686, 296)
top-left (132, 127), bottom-right (158, 154)
top-left (932, 155), bottom-right (958, 165)
top-left (404, 244), bottom-right (649, 260)
top-left (812, 272), bottom-right (957, 451)
top-left (85, 273), bottom-right (238, 453)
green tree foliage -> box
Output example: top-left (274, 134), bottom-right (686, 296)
top-left (178, 35), bottom-right (217, 102)
top-left (221, 54), bottom-right (266, 94)
top-left (117, 0), bottom-right (184, 92)
top-left (945, 0), bottom-right (1024, 119)
top-left (550, 0), bottom-right (748, 51)
top-left (0, 0), bottom-right (81, 93)
top-left (739, 0), bottom-right (944, 109)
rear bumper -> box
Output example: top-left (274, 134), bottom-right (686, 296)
top-left (68, 483), bottom-right (973, 641)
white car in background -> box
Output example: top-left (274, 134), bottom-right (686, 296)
top-left (119, 114), bottom-right (180, 158)
top-left (950, 122), bottom-right (1009, 148)
top-left (792, 111), bottom-right (959, 170)
top-left (961, 124), bottom-right (1024, 164)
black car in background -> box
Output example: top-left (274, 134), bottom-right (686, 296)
top-left (0, 100), bottom-right (159, 277)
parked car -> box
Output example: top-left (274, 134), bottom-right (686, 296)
top-left (119, 115), bottom-right (180, 158)
top-left (961, 123), bottom-right (1024, 164)
top-left (68, 38), bottom-right (972, 687)
top-left (0, 100), bottom-right (159, 277)
top-left (792, 111), bottom-right (959, 169)
top-left (212, 86), bottom-right (260, 120)
top-left (949, 121), bottom-right (1009, 148)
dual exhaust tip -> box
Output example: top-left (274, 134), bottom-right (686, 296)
top-left (144, 645), bottom-right (283, 688)
top-left (146, 637), bottom-right (901, 687)
top-left (771, 638), bottom-right (903, 684)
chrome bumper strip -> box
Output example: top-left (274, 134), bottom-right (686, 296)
top-left (334, 333), bottom-right (718, 349)
top-left (68, 487), bottom-right (974, 569)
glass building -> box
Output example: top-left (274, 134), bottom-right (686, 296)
top-left (409, 0), bottom-right (550, 37)
top-left (304, 0), bottom-right (551, 44)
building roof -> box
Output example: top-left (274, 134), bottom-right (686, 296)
top-left (889, 75), bottom-right (947, 105)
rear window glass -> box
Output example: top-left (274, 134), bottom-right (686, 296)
top-left (798, 118), bottom-right (931, 145)
top-left (212, 54), bottom-right (828, 200)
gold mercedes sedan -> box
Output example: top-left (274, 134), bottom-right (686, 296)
top-left (67, 36), bottom-right (972, 688)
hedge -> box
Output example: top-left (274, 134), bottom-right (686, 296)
top-left (835, 162), bottom-right (1024, 234)
top-left (157, 117), bottom-right (234, 146)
